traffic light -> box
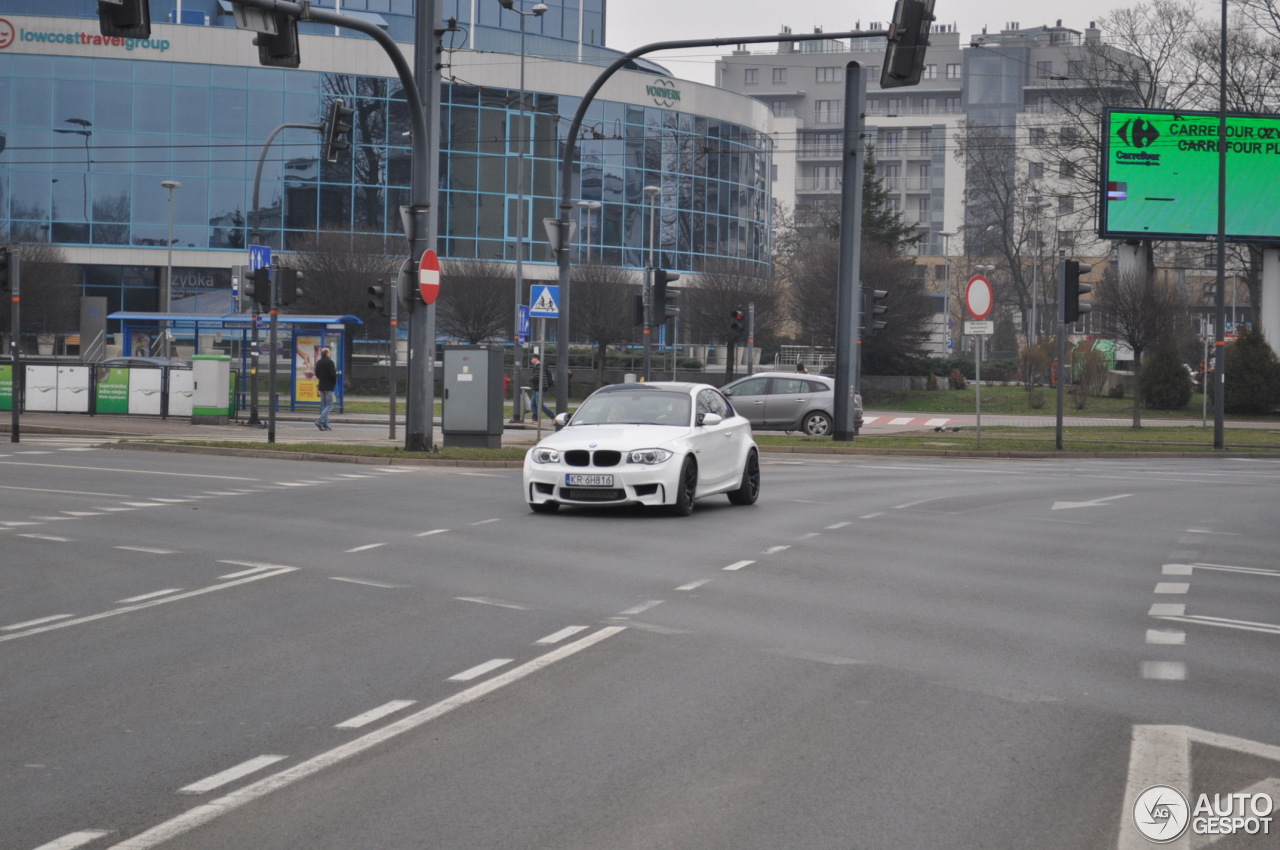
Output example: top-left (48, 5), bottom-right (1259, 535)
top-left (322, 99), bottom-right (355, 164)
top-left (633, 294), bottom-right (645, 326)
top-left (652, 269), bottom-right (679, 307)
top-left (1063, 260), bottom-right (1094, 323)
top-left (255, 11), bottom-right (300, 69)
top-left (0, 247), bottom-right (10, 293)
top-left (880, 0), bottom-right (936, 89)
top-left (98, 0), bottom-right (151, 38)
top-left (662, 290), bottom-right (680, 320)
top-left (863, 288), bottom-right (888, 334)
top-left (730, 308), bottom-right (745, 334)
top-left (244, 267), bottom-right (272, 309)
top-left (368, 281), bottom-right (389, 316)
top-left (396, 257), bottom-right (417, 310)
top-left (276, 267), bottom-right (302, 307)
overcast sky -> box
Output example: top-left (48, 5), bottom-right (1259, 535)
top-left (606, 1), bottom-right (1123, 85)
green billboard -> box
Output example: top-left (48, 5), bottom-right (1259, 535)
top-left (0, 364), bottom-right (11, 411)
top-left (95, 367), bottom-right (130, 414)
top-left (1099, 108), bottom-right (1280, 242)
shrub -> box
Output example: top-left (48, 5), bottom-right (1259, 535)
top-left (1141, 345), bottom-right (1193, 410)
top-left (1027, 389), bottom-right (1046, 409)
top-left (948, 369), bottom-right (967, 390)
top-left (1215, 329), bottom-right (1280, 414)
top-left (1072, 383), bottom-right (1089, 410)
top-left (927, 372), bottom-right (940, 390)
top-left (1108, 384), bottom-right (1125, 399)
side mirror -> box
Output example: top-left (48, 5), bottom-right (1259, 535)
top-left (554, 411), bottom-right (572, 427)
top-left (698, 412), bottom-right (724, 427)
top-left (722, 388), bottom-right (734, 397)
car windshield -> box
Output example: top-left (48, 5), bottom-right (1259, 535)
top-left (571, 390), bottom-right (691, 426)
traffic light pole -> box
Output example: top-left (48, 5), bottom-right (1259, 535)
top-left (832, 61), bottom-right (867, 442)
top-left (642, 265), bottom-right (652, 381)
top-left (8, 248), bottom-right (19, 443)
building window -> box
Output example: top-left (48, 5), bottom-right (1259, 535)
top-left (1037, 61), bottom-right (1053, 78)
top-left (1058, 196), bottom-right (1074, 214)
top-left (885, 97), bottom-right (904, 114)
top-left (814, 100), bottom-right (841, 123)
top-left (771, 164), bottom-right (778, 182)
top-left (922, 97), bottom-right (937, 110)
top-left (816, 66), bottom-right (843, 83)
top-left (918, 130), bottom-right (932, 154)
top-left (813, 165), bottom-right (840, 190)
top-left (945, 96), bottom-right (961, 110)
top-left (1030, 127), bottom-right (1047, 145)
top-left (744, 68), bottom-right (759, 84)
top-left (883, 130), bottom-right (902, 156)
top-left (1068, 60), bottom-right (1084, 77)
top-left (772, 67), bottom-right (787, 84)
top-left (771, 101), bottom-right (788, 114)
top-left (867, 65), bottom-right (881, 79)
top-left (946, 63), bottom-right (961, 79)
top-left (1029, 161), bottom-right (1044, 179)
top-left (1057, 230), bottom-right (1075, 248)
top-left (923, 64), bottom-right (937, 79)
top-left (1059, 161), bottom-right (1075, 179)
top-left (1060, 126), bottom-right (1079, 145)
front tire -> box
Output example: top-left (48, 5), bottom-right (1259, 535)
top-left (667, 457), bottom-right (697, 516)
top-left (802, 411), bottom-right (833, 437)
top-left (727, 449), bottom-right (760, 505)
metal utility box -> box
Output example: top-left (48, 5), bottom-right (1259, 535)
top-left (442, 346), bottom-right (504, 448)
top-left (191, 355), bottom-right (231, 425)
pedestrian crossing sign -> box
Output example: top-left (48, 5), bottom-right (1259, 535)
top-left (529, 285), bottom-right (560, 318)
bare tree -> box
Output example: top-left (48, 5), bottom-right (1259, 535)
top-left (683, 258), bottom-right (783, 383)
top-left (0, 243), bottom-right (80, 342)
top-left (287, 229), bottom-right (402, 330)
top-left (1096, 255), bottom-right (1188, 426)
top-left (570, 260), bottom-right (637, 388)
top-left (435, 259), bottom-right (512, 344)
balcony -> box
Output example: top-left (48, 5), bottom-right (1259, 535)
top-left (795, 177), bottom-right (842, 194)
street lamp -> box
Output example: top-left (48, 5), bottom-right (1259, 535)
top-left (643, 185), bottom-right (661, 380)
top-left (940, 230), bottom-right (957, 357)
top-left (499, 0), bottom-right (547, 422)
top-left (577, 199), bottom-right (601, 262)
top-left (52, 118), bottom-right (92, 222)
top-left (161, 179), bottom-right (181, 358)
top-left (1025, 199), bottom-right (1052, 346)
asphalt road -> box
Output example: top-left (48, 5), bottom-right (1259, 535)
top-left (3, 439), bottom-right (1279, 849)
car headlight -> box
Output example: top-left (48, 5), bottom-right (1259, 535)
top-left (627, 448), bottom-right (674, 465)
top-left (530, 447), bottom-right (560, 464)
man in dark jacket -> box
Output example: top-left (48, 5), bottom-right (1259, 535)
top-left (314, 347), bottom-right (339, 431)
top-left (528, 354), bottom-right (554, 421)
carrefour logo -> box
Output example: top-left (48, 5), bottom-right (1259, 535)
top-left (0, 17), bottom-right (171, 53)
top-left (1117, 117), bottom-right (1161, 148)
top-left (646, 78), bottom-right (682, 108)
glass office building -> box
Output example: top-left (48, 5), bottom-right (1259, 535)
top-left (0, 3), bottom-right (773, 327)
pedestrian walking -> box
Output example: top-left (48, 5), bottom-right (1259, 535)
top-left (795, 362), bottom-right (808, 374)
top-left (528, 354), bottom-right (555, 421)
top-left (314, 347), bottom-right (339, 431)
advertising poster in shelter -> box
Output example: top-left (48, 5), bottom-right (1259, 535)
top-left (0, 364), bottom-right (11, 411)
top-left (95, 366), bottom-right (130, 414)
top-left (294, 333), bottom-right (323, 404)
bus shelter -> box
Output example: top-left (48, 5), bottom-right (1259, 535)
top-left (106, 312), bottom-right (362, 413)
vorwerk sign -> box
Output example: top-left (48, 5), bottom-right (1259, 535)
top-left (646, 78), bottom-right (682, 108)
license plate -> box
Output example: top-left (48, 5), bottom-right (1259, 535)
top-left (565, 473), bottom-right (613, 487)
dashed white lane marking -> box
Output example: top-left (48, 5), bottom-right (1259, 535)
top-left (102, 627), bottom-right (625, 850)
top-left (415, 529), bottom-right (449, 537)
top-left (2, 614), bottom-right (75, 631)
top-left (1, 521), bottom-right (42, 527)
top-left (536, 626), bottom-right (589, 644)
top-left (114, 546), bottom-right (176, 555)
top-left (826, 521), bottom-right (851, 529)
top-left (344, 543), bottom-right (386, 553)
top-left (1149, 603), bottom-right (1186, 617)
top-left (60, 511), bottom-right (104, 517)
top-left (275, 482), bottom-right (310, 487)
top-left (1145, 629), bottom-right (1185, 645)
top-left (722, 560), bottom-right (754, 571)
top-left (1141, 661), bottom-right (1186, 680)
top-left (0, 484), bottom-right (128, 498)
top-left (31, 830), bottom-right (112, 850)
top-left (93, 507), bottom-right (135, 512)
top-left (618, 600), bottom-right (663, 617)
top-left (1185, 528), bottom-right (1241, 535)
top-left (336, 474), bottom-right (372, 479)
top-left (1153, 582), bottom-right (1189, 594)
top-left (894, 497), bottom-right (941, 510)
top-left (202, 491), bottom-right (241, 496)
top-left (763, 545), bottom-right (790, 555)
top-left (455, 596), bottom-right (527, 610)
top-left (177, 756), bottom-right (287, 794)
top-left (859, 512), bottom-right (884, 520)
top-left (17, 534), bottom-right (69, 542)
top-left (121, 502), bottom-right (166, 508)
top-left (117, 589), bottom-right (182, 604)
top-left (217, 562), bottom-right (290, 579)
top-left (148, 498), bottom-right (193, 504)
top-left (677, 579), bottom-right (711, 591)
top-left (335, 701), bottom-right (416, 729)
top-left (470, 518), bottom-right (501, 526)
top-left (329, 577), bottom-right (404, 589)
top-left (448, 658), bottom-right (514, 681)
top-left (1161, 563), bottom-right (1193, 575)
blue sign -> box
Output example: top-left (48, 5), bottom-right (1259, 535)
top-left (529, 285), bottom-right (559, 318)
top-left (517, 304), bottom-right (530, 343)
top-left (249, 244), bottom-right (271, 271)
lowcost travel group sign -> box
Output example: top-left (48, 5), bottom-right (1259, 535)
top-left (1100, 108), bottom-right (1280, 243)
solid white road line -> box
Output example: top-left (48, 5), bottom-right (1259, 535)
top-left (535, 626), bottom-right (590, 644)
top-left (3, 614), bottom-right (75, 631)
top-left (335, 701), bottom-right (417, 729)
top-left (0, 485), bottom-right (128, 497)
top-left (0, 568), bottom-right (297, 643)
top-left (1192, 562), bottom-right (1280, 577)
top-left (455, 596), bottom-right (526, 610)
top-left (177, 756), bottom-right (287, 794)
top-left (117, 589), bottom-right (182, 604)
top-left (114, 546), bottom-right (176, 555)
top-left (1155, 613), bottom-right (1280, 637)
top-left (448, 658), bottom-right (515, 681)
top-left (31, 830), bottom-right (111, 850)
top-left (329, 577), bottom-right (403, 589)
top-left (722, 560), bottom-right (754, 571)
top-left (103, 627), bottom-right (625, 850)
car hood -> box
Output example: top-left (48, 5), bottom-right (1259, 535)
top-left (533, 423), bottom-right (691, 451)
